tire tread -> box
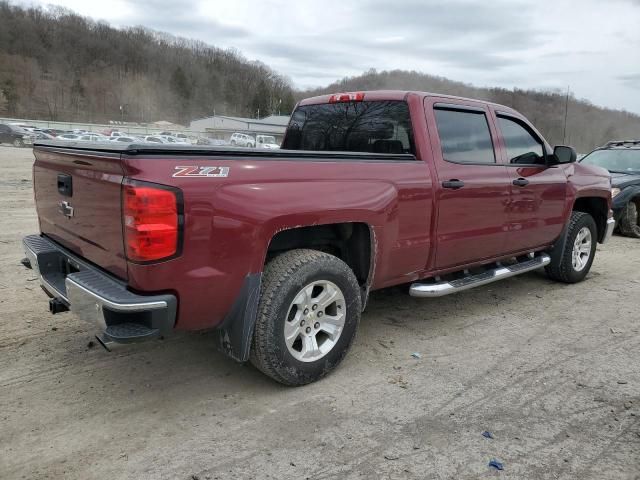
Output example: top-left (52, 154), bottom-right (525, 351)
top-left (618, 200), bottom-right (640, 238)
top-left (250, 249), bottom-right (360, 385)
top-left (545, 211), bottom-right (596, 283)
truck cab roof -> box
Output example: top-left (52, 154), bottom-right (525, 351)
top-left (298, 90), bottom-right (520, 116)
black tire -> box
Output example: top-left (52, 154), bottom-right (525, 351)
top-left (250, 249), bottom-right (361, 386)
top-left (545, 211), bottom-right (598, 283)
top-left (230, 140), bottom-right (237, 146)
top-left (618, 199), bottom-right (640, 238)
top-left (13, 138), bottom-right (24, 148)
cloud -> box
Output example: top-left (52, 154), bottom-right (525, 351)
top-left (618, 74), bottom-right (640, 90)
top-left (124, 0), bottom-right (248, 40)
top-left (13, 0), bottom-right (640, 113)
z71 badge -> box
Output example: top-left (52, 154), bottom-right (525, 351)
top-left (173, 166), bottom-right (230, 178)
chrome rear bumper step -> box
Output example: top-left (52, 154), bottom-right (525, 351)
top-left (410, 253), bottom-right (551, 298)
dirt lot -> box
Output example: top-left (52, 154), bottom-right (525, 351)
top-left (0, 145), bottom-right (638, 480)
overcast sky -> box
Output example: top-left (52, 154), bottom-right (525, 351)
top-left (16, 0), bottom-right (640, 113)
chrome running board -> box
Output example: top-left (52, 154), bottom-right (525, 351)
top-left (410, 253), bottom-right (551, 298)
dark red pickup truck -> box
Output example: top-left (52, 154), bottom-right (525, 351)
top-left (23, 90), bottom-right (614, 385)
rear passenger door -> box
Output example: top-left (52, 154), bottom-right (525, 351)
top-left (493, 112), bottom-right (568, 250)
top-left (426, 99), bottom-right (513, 270)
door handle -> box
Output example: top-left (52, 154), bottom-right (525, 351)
top-left (442, 179), bottom-right (465, 189)
top-left (512, 178), bottom-right (529, 187)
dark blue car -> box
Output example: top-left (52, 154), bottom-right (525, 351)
top-left (580, 140), bottom-right (640, 238)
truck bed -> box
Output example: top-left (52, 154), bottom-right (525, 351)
top-left (34, 140), bottom-right (416, 162)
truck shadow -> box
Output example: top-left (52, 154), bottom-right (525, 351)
top-left (68, 269), bottom-right (578, 396)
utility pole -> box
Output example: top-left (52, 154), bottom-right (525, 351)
top-left (562, 86), bottom-right (570, 144)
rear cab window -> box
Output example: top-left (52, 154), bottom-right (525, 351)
top-left (283, 100), bottom-right (415, 155)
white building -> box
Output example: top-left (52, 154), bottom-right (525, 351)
top-left (190, 114), bottom-right (290, 142)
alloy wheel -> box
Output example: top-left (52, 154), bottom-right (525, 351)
top-left (284, 280), bottom-right (346, 362)
top-left (572, 226), bottom-right (592, 272)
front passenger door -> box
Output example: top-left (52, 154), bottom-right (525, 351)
top-left (495, 113), bottom-right (568, 251)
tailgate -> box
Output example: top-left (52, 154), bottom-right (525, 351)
top-left (33, 146), bottom-right (128, 280)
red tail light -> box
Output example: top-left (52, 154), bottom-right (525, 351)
top-left (123, 181), bottom-right (182, 262)
top-left (328, 92), bottom-right (365, 103)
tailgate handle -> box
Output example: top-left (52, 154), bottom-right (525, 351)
top-left (57, 174), bottom-right (73, 197)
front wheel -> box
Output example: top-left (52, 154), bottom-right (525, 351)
top-left (618, 199), bottom-right (640, 238)
top-left (13, 138), bottom-right (24, 148)
top-left (250, 249), bottom-right (361, 386)
top-left (545, 211), bottom-right (597, 283)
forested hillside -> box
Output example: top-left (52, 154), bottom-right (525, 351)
top-left (0, 1), bottom-right (296, 124)
top-left (301, 69), bottom-right (640, 152)
top-left (1, 2), bottom-right (638, 151)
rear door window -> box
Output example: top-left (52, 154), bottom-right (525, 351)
top-left (283, 100), bottom-right (415, 155)
top-left (434, 108), bottom-right (496, 164)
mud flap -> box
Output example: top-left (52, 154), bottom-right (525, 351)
top-left (214, 273), bottom-right (262, 362)
top-left (548, 221), bottom-right (569, 267)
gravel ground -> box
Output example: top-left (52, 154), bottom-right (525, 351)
top-left (0, 145), bottom-right (638, 480)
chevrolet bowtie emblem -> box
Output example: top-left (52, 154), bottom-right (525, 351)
top-left (58, 200), bottom-right (74, 218)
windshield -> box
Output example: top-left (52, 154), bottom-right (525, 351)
top-left (283, 100), bottom-right (415, 155)
top-left (580, 149), bottom-right (640, 174)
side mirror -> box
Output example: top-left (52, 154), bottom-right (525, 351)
top-left (552, 145), bottom-right (577, 164)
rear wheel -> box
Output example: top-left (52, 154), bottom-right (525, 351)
top-left (545, 211), bottom-right (597, 283)
top-left (13, 138), bottom-right (24, 148)
top-left (618, 199), bottom-right (640, 238)
top-left (230, 140), bottom-right (237, 146)
top-left (250, 249), bottom-right (361, 386)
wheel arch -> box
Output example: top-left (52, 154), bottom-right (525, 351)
top-left (572, 196), bottom-right (609, 242)
top-left (265, 222), bottom-right (375, 295)
top-left (214, 221), bottom-right (376, 363)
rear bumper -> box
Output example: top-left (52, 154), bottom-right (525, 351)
top-left (23, 234), bottom-right (176, 344)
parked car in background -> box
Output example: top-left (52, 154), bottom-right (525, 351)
top-left (24, 90), bottom-right (613, 386)
top-left (110, 131), bottom-right (126, 138)
top-left (256, 135), bottom-right (280, 149)
top-left (78, 134), bottom-right (109, 142)
top-left (9, 123), bottom-right (38, 132)
top-left (0, 124), bottom-right (35, 147)
top-left (57, 134), bottom-right (82, 141)
top-left (39, 128), bottom-right (65, 137)
top-left (580, 140), bottom-right (640, 238)
top-left (33, 132), bottom-right (56, 140)
top-left (230, 132), bottom-right (255, 147)
top-left (142, 135), bottom-right (167, 144)
top-left (196, 137), bottom-right (228, 146)
top-left (101, 129), bottom-right (122, 136)
top-left (157, 135), bottom-right (189, 144)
